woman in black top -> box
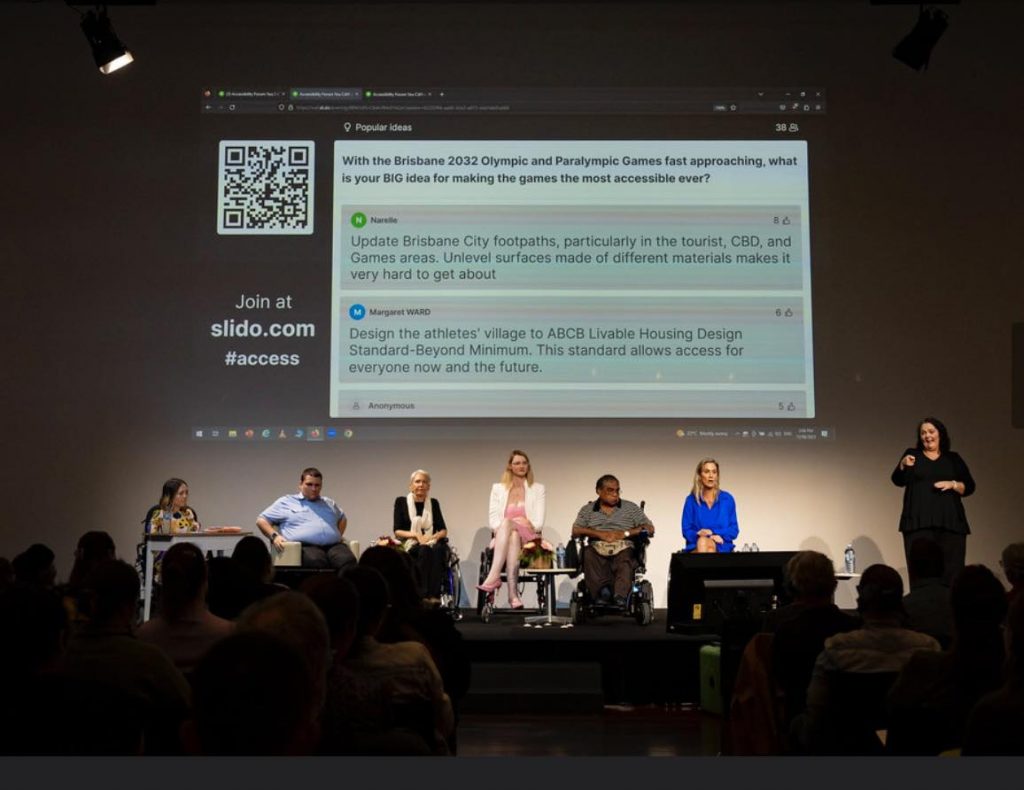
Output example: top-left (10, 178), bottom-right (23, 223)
top-left (891, 417), bottom-right (975, 583)
top-left (393, 469), bottom-right (449, 601)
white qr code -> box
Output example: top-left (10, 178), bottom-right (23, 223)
top-left (217, 140), bottom-right (315, 235)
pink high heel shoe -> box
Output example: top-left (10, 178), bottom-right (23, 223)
top-left (476, 578), bottom-right (502, 593)
top-left (509, 597), bottom-right (524, 610)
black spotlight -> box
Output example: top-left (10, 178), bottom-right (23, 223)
top-left (80, 6), bottom-right (134, 75)
top-left (892, 6), bottom-right (949, 70)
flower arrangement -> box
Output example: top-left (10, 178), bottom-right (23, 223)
top-left (375, 535), bottom-right (405, 550)
top-left (518, 538), bottom-right (555, 569)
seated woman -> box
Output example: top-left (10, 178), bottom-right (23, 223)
top-left (682, 458), bottom-right (738, 553)
top-left (393, 470), bottom-right (449, 602)
top-left (144, 478), bottom-right (200, 534)
top-left (476, 449), bottom-right (545, 609)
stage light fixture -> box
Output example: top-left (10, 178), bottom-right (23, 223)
top-left (892, 5), bottom-right (949, 71)
top-left (80, 5), bottom-right (134, 75)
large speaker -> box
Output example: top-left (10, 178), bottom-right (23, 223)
top-left (666, 550), bottom-right (796, 636)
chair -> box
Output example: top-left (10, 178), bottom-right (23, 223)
top-left (475, 543), bottom-right (547, 623)
top-left (727, 633), bottom-right (785, 754)
top-left (568, 530), bottom-right (655, 626)
top-left (803, 670), bottom-right (900, 755)
top-left (438, 543), bottom-right (463, 621)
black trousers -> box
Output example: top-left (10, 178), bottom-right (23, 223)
top-left (902, 529), bottom-right (966, 585)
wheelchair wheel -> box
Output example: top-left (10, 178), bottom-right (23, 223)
top-left (635, 580), bottom-right (654, 626)
top-left (481, 596), bottom-right (494, 623)
top-left (442, 562), bottom-right (463, 621)
top-left (476, 550), bottom-right (489, 615)
top-left (569, 592), bottom-right (585, 625)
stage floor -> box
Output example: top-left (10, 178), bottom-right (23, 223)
top-left (453, 608), bottom-right (714, 708)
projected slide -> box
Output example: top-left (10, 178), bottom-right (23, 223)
top-left (330, 140), bottom-right (813, 418)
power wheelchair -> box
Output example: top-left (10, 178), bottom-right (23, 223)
top-left (567, 529), bottom-right (655, 626)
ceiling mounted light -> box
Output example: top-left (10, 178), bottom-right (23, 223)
top-left (892, 5), bottom-right (950, 71)
top-left (80, 5), bottom-right (134, 75)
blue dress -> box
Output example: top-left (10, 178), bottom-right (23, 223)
top-left (681, 491), bottom-right (738, 552)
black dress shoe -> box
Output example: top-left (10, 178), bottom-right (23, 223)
top-left (613, 595), bottom-right (627, 607)
top-left (598, 586), bottom-right (613, 602)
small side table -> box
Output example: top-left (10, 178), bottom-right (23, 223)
top-left (523, 567), bottom-right (578, 626)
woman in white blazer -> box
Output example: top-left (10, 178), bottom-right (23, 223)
top-left (477, 449), bottom-right (546, 608)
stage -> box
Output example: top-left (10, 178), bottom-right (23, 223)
top-left (454, 608), bottom-right (715, 712)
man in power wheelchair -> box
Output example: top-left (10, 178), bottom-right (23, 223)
top-left (568, 474), bottom-right (656, 625)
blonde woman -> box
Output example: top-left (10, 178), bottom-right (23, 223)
top-left (476, 450), bottom-right (546, 609)
top-left (393, 469), bottom-right (449, 600)
top-left (681, 458), bottom-right (738, 553)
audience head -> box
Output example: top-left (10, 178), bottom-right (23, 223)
top-left (237, 591), bottom-right (331, 708)
top-left (907, 536), bottom-right (945, 583)
top-left (0, 557), bottom-right (13, 592)
top-left (0, 585), bottom-right (68, 674)
top-left (12, 543), bottom-right (56, 589)
top-left (358, 545), bottom-right (420, 611)
top-left (784, 550), bottom-right (838, 602)
top-left (85, 559), bottom-right (140, 626)
top-left (67, 531), bottom-right (116, 590)
top-left (950, 565), bottom-right (1008, 639)
top-left (232, 535), bottom-right (273, 585)
top-left (159, 478), bottom-right (189, 511)
top-left (856, 564), bottom-right (904, 617)
top-left (187, 630), bottom-right (319, 755)
top-left (301, 574), bottom-right (360, 659)
top-left (159, 542), bottom-right (208, 619)
top-left (1007, 594), bottom-right (1024, 677)
top-left (344, 565), bottom-right (391, 638)
top-left (1001, 542), bottom-right (1024, 589)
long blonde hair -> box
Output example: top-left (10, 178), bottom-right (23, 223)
top-left (691, 458), bottom-right (720, 505)
top-left (500, 449), bottom-right (534, 488)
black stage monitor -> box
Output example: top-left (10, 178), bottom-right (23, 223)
top-left (666, 550), bottom-right (797, 636)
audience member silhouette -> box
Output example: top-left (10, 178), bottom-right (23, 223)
top-left (61, 559), bottom-right (191, 753)
top-left (887, 564), bottom-right (1008, 753)
top-left (12, 543), bottom-right (57, 589)
top-left (358, 546), bottom-right (471, 710)
top-left (183, 630), bottom-right (320, 755)
top-left (770, 550), bottom-right (860, 730)
top-left (61, 531), bottom-right (116, 629)
top-left (962, 593), bottom-right (1024, 755)
top-left (236, 590), bottom-right (332, 711)
top-left (136, 542), bottom-right (234, 672)
top-left (1001, 542), bottom-right (1024, 609)
top-left (339, 565), bottom-right (454, 754)
top-left (902, 536), bottom-right (953, 648)
top-left (793, 563), bottom-right (940, 754)
top-left (0, 557), bottom-right (14, 593)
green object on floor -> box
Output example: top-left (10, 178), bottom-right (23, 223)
top-left (699, 643), bottom-right (722, 715)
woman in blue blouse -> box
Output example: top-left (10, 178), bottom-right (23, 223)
top-left (681, 458), bottom-right (738, 553)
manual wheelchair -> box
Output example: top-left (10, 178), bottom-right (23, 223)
top-left (438, 542), bottom-right (464, 621)
top-left (567, 530), bottom-right (655, 626)
top-left (475, 544), bottom-right (548, 623)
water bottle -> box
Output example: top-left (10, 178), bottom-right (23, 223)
top-left (750, 542), bottom-right (760, 552)
top-left (844, 543), bottom-right (856, 574)
top-left (740, 543), bottom-right (750, 552)
top-left (161, 511), bottom-right (172, 534)
top-left (556, 543), bottom-right (566, 569)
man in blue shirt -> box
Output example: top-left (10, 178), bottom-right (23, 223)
top-left (257, 468), bottom-right (355, 572)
